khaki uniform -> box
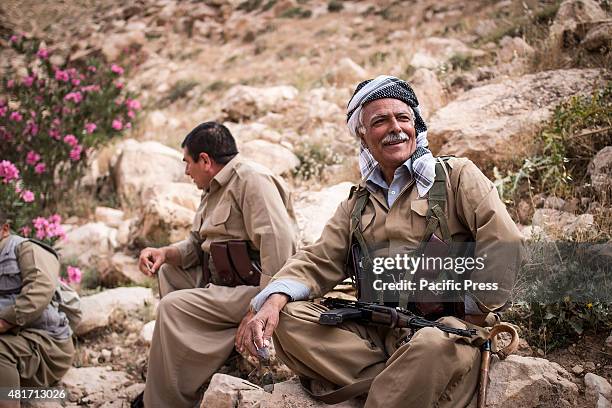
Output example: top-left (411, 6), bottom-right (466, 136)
top-left (0, 237), bottom-right (74, 387)
top-left (144, 155), bottom-right (297, 408)
top-left (271, 158), bottom-right (523, 408)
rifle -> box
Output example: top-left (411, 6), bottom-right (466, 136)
top-left (319, 297), bottom-right (477, 338)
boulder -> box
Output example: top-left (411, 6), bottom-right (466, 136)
top-left (102, 29), bottom-right (146, 61)
top-left (588, 146), bottom-right (612, 193)
top-left (327, 57), bottom-right (368, 85)
top-left (56, 222), bottom-right (118, 267)
top-left (112, 139), bottom-right (189, 207)
top-left (549, 0), bottom-right (608, 41)
top-left (497, 36), bottom-right (535, 62)
top-left (200, 374), bottom-right (266, 408)
top-left (409, 68), bottom-right (446, 119)
top-left (294, 182), bottom-right (353, 244)
top-left (427, 69), bottom-right (607, 170)
top-left (60, 367), bottom-right (131, 404)
top-left (225, 122), bottom-right (283, 144)
top-left (94, 206), bottom-right (125, 228)
top-left (76, 287), bottom-right (157, 336)
top-left (468, 355), bottom-right (579, 407)
top-left (100, 252), bottom-right (152, 286)
top-left (240, 140), bottom-right (300, 175)
top-left (410, 37), bottom-right (486, 69)
top-left (582, 20), bottom-right (612, 51)
top-left (262, 378), bottom-right (364, 408)
top-left (585, 373), bottom-right (612, 401)
top-left (140, 320), bottom-right (156, 345)
top-left (532, 209), bottom-right (594, 236)
top-left (221, 85), bottom-right (298, 121)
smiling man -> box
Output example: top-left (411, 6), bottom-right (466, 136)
top-left (239, 76), bottom-right (523, 407)
top-left (135, 122), bottom-right (297, 408)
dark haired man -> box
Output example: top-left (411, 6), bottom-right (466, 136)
top-left (137, 122), bottom-right (298, 407)
top-left (0, 210), bottom-right (76, 407)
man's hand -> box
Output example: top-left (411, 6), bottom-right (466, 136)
top-left (138, 247), bottom-right (167, 276)
top-left (235, 309), bottom-right (255, 353)
top-left (0, 319), bottom-right (15, 333)
top-left (241, 294), bottom-right (289, 357)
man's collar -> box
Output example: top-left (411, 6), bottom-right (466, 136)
top-left (209, 154), bottom-right (241, 192)
top-left (365, 158), bottom-right (413, 191)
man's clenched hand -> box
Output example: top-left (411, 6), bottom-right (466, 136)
top-left (240, 294), bottom-right (289, 357)
top-left (138, 247), bottom-right (167, 276)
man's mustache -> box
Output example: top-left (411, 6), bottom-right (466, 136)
top-left (382, 131), bottom-right (409, 145)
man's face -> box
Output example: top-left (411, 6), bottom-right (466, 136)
top-left (360, 98), bottom-right (417, 170)
top-left (183, 148), bottom-right (213, 190)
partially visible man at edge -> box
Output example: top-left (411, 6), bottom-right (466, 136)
top-left (0, 209), bottom-right (76, 408)
top-left (239, 76), bottom-right (524, 407)
top-left (135, 121), bottom-right (298, 407)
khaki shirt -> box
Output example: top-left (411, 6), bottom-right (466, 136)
top-left (271, 157), bottom-right (524, 312)
top-left (0, 237), bottom-right (60, 326)
top-left (173, 155), bottom-right (298, 288)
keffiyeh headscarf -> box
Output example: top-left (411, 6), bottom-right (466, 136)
top-left (347, 75), bottom-right (437, 197)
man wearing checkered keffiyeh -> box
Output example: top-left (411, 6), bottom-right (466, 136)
top-left (245, 76), bottom-right (524, 408)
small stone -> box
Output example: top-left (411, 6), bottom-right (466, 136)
top-left (584, 372), bottom-right (612, 400)
top-left (544, 196), bottom-right (566, 210)
top-left (572, 364), bottom-right (584, 375)
top-left (99, 349), bottom-right (112, 363)
top-left (585, 361), bottom-right (596, 371)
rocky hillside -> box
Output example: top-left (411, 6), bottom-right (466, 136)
top-left (1, 0), bottom-right (611, 407)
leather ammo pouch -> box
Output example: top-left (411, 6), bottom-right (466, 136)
top-left (206, 240), bottom-right (261, 287)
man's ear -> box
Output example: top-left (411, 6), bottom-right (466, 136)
top-left (198, 152), bottom-right (211, 167)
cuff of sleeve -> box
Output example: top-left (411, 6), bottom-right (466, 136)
top-left (171, 240), bottom-right (198, 269)
top-left (0, 306), bottom-right (17, 325)
top-left (250, 279), bottom-right (310, 312)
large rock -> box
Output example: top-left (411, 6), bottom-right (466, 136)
top-left (585, 373), bottom-right (612, 401)
top-left (294, 182), bottom-right (353, 244)
top-left (427, 69), bottom-right (607, 169)
top-left (112, 139), bottom-right (188, 207)
top-left (410, 68), bottom-right (446, 119)
top-left (497, 36), bottom-right (535, 63)
top-left (532, 209), bottom-right (594, 236)
top-left (76, 287), bottom-right (157, 336)
top-left (100, 252), bottom-right (152, 286)
top-left (130, 182), bottom-right (201, 246)
top-left (549, 0), bottom-right (608, 41)
top-left (582, 20), bottom-right (612, 51)
top-left (467, 355), bottom-right (579, 407)
top-left (410, 37), bottom-right (486, 69)
top-left (262, 378), bottom-right (363, 408)
top-left (94, 206), bottom-right (124, 228)
top-left (102, 28), bottom-right (146, 61)
top-left (225, 122), bottom-right (283, 144)
top-left (588, 146), bottom-right (612, 193)
top-left (56, 222), bottom-right (118, 267)
top-left (140, 320), bottom-right (156, 345)
top-left (200, 374), bottom-right (267, 408)
top-left (327, 57), bottom-right (368, 85)
top-left (240, 140), bottom-right (300, 175)
top-left (60, 367), bottom-right (131, 405)
top-left (221, 85), bottom-right (298, 121)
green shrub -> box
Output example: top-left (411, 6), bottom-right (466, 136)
top-left (293, 142), bottom-right (342, 180)
top-left (328, 0), bottom-right (343, 12)
top-left (280, 7), bottom-right (312, 18)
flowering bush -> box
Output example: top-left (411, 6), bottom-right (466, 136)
top-left (1, 34), bottom-right (141, 210)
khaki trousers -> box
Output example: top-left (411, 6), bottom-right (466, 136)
top-left (273, 301), bottom-right (487, 408)
top-left (144, 264), bottom-right (259, 408)
top-left (0, 329), bottom-right (74, 387)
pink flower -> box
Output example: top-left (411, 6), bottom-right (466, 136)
top-left (0, 161), bottom-right (20, 183)
top-left (115, 81), bottom-right (124, 89)
top-left (9, 35), bottom-right (18, 43)
top-left (63, 134), bottom-right (78, 147)
top-left (9, 111), bottom-right (22, 122)
top-left (84, 123), bottom-right (97, 133)
top-left (20, 226), bottom-right (31, 237)
top-left (23, 76), bottom-right (35, 87)
top-left (36, 47), bottom-right (49, 59)
top-left (71, 78), bottom-right (81, 86)
top-left (125, 99), bottom-right (141, 110)
top-left (64, 92), bottom-right (83, 104)
top-left (0, 106), bottom-right (7, 117)
top-left (49, 214), bottom-right (62, 224)
top-left (26, 120), bottom-right (39, 136)
top-left (34, 162), bottom-right (46, 174)
top-left (125, 122), bottom-right (132, 129)
top-left (26, 151), bottom-right (41, 165)
top-left (87, 65), bottom-right (97, 73)
top-left (80, 84), bottom-right (100, 93)
top-left (67, 266), bottom-right (82, 284)
top-left (69, 145), bottom-right (82, 161)
top-left (127, 110), bottom-right (135, 118)
top-left (49, 129), bottom-right (61, 140)
top-left (32, 215), bottom-right (65, 240)
top-left (21, 190), bottom-right (35, 202)
top-left (110, 64), bottom-right (124, 75)
top-left (7, 80), bottom-right (14, 88)
top-left (55, 70), bottom-right (69, 82)
top-left (111, 119), bottom-right (123, 130)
